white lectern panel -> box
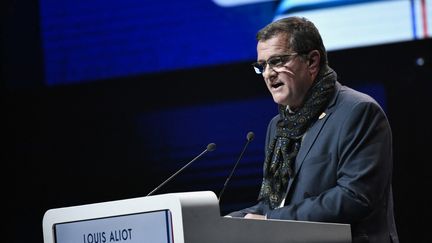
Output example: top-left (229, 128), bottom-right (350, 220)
top-left (54, 210), bottom-right (173, 243)
top-left (43, 191), bottom-right (351, 243)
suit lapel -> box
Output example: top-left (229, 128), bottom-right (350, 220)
top-left (296, 112), bottom-right (331, 171)
top-left (284, 112), bottom-right (332, 193)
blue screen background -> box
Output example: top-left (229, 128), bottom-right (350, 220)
top-left (40, 0), bottom-right (275, 85)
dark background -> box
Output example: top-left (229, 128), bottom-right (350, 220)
top-left (4, 0), bottom-right (432, 242)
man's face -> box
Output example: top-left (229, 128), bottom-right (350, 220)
top-left (257, 34), bottom-right (315, 109)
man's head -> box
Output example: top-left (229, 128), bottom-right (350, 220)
top-left (253, 17), bottom-right (327, 109)
top-left (256, 17), bottom-right (327, 68)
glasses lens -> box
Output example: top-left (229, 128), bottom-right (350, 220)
top-left (252, 63), bottom-right (264, 74)
top-left (252, 54), bottom-right (297, 75)
top-left (268, 56), bottom-right (284, 67)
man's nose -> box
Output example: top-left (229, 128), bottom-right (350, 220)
top-left (262, 65), bottom-right (277, 80)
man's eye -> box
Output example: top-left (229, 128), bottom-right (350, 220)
top-left (269, 57), bottom-right (283, 66)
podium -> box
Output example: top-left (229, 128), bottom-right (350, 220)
top-left (43, 191), bottom-right (351, 243)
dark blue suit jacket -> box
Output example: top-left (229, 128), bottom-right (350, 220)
top-left (229, 82), bottom-right (399, 243)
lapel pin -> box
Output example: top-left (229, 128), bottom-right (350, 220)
top-left (319, 112), bottom-right (326, 120)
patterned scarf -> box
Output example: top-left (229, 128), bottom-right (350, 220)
top-left (258, 65), bottom-right (337, 209)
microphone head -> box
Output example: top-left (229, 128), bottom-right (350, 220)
top-left (207, 143), bottom-right (217, 151)
top-left (246, 131), bottom-right (255, 141)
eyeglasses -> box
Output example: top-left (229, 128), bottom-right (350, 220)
top-left (252, 53), bottom-right (299, 74)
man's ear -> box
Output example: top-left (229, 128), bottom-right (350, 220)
top-left (307, 50), bottom-right (321, 77)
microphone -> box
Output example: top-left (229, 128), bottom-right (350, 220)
top-left (218, 131), bottom-right (254, 202)
top-left (146, 143), bottom-right (217, 196)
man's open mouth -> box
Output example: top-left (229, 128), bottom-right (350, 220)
top-left (271, 82), bottom-right (283, 89)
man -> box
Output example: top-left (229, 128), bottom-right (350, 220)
top-left (228, 16), bottom-right (399, 243)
